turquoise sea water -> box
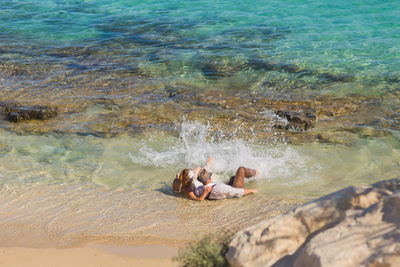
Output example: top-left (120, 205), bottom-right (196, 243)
top-left (1, 0), bottom-right (399, 95)
top-left (0, 0), bottom-right (399, 247)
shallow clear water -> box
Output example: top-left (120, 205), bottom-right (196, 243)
top-left (1, 121), bottom-right (399, 192)
top-left (0, 0), bottom-right (399, 247)
top-left (0, 121), bottom-right (398, 247)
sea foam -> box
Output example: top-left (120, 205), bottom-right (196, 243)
top-left (129, 121), bottom-right (315, 185)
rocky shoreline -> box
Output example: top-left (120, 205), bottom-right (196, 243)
top-left (226, 178), bottom-right (400, 267)
top-left (0, 88), bottom-right (398, 145)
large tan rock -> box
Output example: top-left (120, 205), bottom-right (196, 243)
top-left (226, 178), bottom-right (400, 267)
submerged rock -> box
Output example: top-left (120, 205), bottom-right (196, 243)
top-left (2, 104), bottom-right (57, 122)
top-left (226, 178), bottom-right (400, 267)
top-left (275, 108), bottom-right (316, 132)
top-left (0, 63), bottom-right (24, 76)
top-left (0, 84), bottom-right (392, 144)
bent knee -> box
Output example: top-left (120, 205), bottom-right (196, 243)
top-left (236, 166), bottom-right (246, 174)
top-left (238, 166), bottom-right (245, 171)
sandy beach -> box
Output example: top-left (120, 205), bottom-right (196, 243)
top-left (0, 244), bottom-right (177, 267)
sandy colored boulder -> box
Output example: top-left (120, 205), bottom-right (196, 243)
top-left (226, 178), bottom-right (400, 267)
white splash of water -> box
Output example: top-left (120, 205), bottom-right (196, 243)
top-left (129, 121), bottom-right (315, 184)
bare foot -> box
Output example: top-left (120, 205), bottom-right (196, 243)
top-left (249, 189), bottom-right (258, 194)
top-left (244, 188), bottom-right (258, 195)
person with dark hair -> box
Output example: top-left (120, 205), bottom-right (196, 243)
top-left (172, 157), bottom-right (258, 201)
top-left (172, 156), bottom-right (213, 201)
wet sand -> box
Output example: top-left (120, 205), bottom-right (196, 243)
top-left (0, 244), bottom-right (177, 267)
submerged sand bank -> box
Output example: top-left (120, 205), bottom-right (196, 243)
top-left (0, 244), bottom-right (177, 267)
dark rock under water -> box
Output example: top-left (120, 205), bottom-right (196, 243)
top-left (0, 86), bottom-right (396, 145)
top-left (275, 108), bottom-right (316, 132)
top-left (1, 103), bottom-right (57, 122)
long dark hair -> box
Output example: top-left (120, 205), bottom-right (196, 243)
top-left (178, 168), bottom-right (193, 187)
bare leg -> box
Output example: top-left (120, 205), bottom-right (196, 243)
top-left (228, 167), bottom-right (257, 189)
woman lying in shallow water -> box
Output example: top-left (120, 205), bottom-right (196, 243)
top-left (172, 157), bottom-right (258, 201)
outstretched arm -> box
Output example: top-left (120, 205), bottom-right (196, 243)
top-left (192, 166), bottom-right (201, 179)
top-left (192, 156), bottom-right (213, 178)
top-left (203, 156), bottom-right (213, 170)
top-left (187, 186), bottom-right (212, 201)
